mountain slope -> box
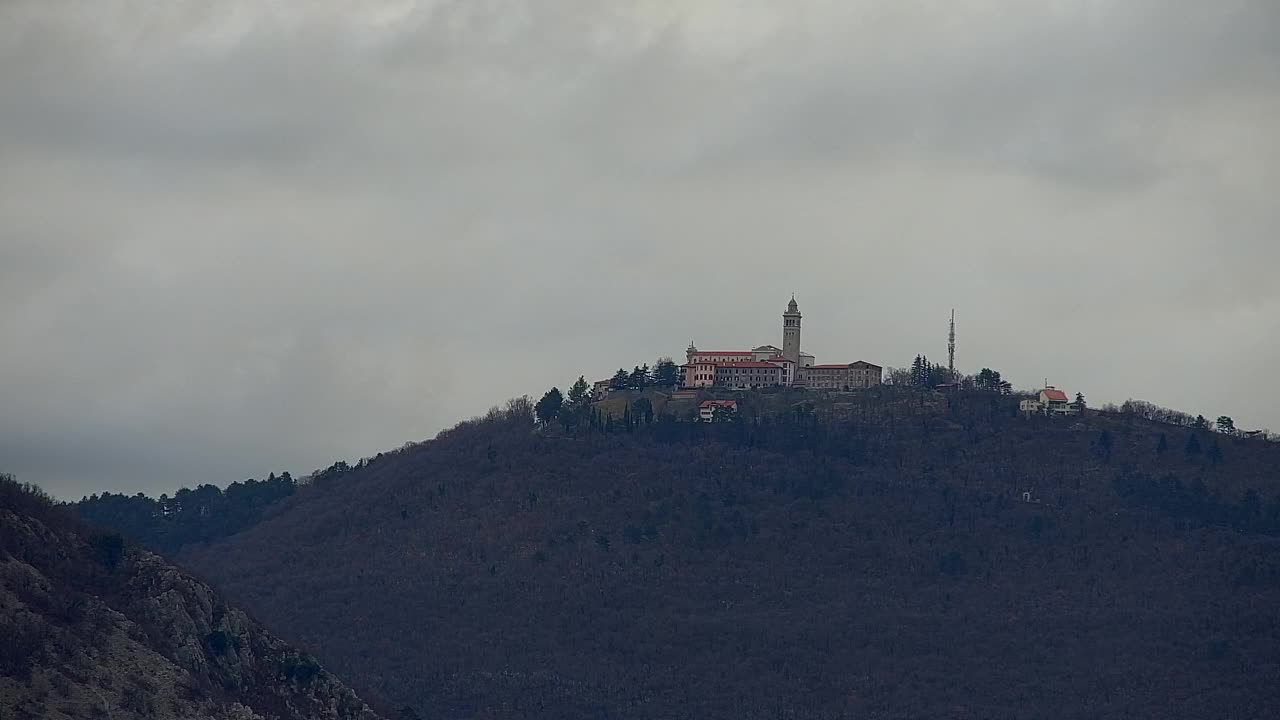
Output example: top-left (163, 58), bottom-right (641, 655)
top-left (181, 392), bottom-right (1280, 719)
top-left (0, 478), bottom-right (387, 720)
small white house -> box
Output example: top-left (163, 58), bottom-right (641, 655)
top-left (1022, 387), bottom-right (1081, 416)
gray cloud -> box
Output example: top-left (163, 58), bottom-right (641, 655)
top-left (2, 0), bottom-right (1278, 498)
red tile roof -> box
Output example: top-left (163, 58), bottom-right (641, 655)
top-left (807, 363), bottom-right (852, 369)
top-left (1041, 388), bottom-right (1069, 402)
top-left (691, 351), bottom-right (752, 356)
top-left (700, 400), bottom-right (738, 409)
top-left (715, 361), bottom-right (786, 369)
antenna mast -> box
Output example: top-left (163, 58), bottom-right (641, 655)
top-left (947, 309), bottom-right (956, 380)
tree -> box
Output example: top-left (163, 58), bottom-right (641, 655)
top-left (634, 397), bottom-right (654, 425)
top-left (1216, 416), bottom-right (1235, 434)
top-left (910, 355), bottom-right (926, 388)
top-left (567, 376), bottom-right (591, 409)
top-left (1185, 433), bottom-right (1202, 457)
top-left (884, 366), bottom-right (913, 386)
top-left (975, 368), bottom-right (1004, 392)
top-left (1156, 433), bottom-right (1168, 455)
top-left (610, 368), bottom-right (630, 391)
top-left (1075, 392), bottom-right (1086, 410)
top-left (652, 358), bottom-right (681, 387)
top-left (1095, 430), bottom-right (1113, 462)
top-left (1193, 415), bottom-right (1208, 429)
top-left (629, 365), bottom-right (651, 391)
top-left (534, 388), bottom-right (563, 426)
top-left (710, 404), bottom-right (739, 423)
top-left (1208, 440), bottom-right (1224, 465)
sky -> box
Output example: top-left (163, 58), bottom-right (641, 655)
top-left (2, 1), bottom-right (1278, 499)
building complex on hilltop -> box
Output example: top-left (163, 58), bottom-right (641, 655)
top-left (682, 297), bottom-right (882, 391)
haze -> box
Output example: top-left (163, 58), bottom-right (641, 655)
top-left (2, 1), bottom-right (1278, 498)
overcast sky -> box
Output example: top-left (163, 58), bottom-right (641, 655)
top-left (3, 1), bottom-right (1278, 499)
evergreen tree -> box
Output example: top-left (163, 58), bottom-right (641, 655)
top-left (1208, 440), bottom-right (1224, 465)
top-left (534, 387), bottom-right (563, 426)
top-left (1216, 416), bottom-right (1235, 434)
top-left (975, 368), bottom-right (1003, 391)
top-left (567, 376), bottom-right (591, 409)
top-left (1075, 392), bottom-right (1086, 409)
top-left (1193, 415), bottom-right (1208, 429)
top-left (634, 398), bottom-right (654, 425)
top-left (1185, 433), bottom-right (1202, 457)
top-left (652, 358), bottom-right (681, 387)
top-left (623, 403), bottom-right (634, 432)
top-left (1156, 433), bottom-right (1168, 455)
top-left (1095, 430), bottom-right (1113, 462)
top-left (610, 368), bottom-right (630, 391)
top-left (629, 365), bottom-right (651, 391)
top-left (910, 355), bottom-right (925, 387)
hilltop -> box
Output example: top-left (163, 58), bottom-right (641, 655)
top-left (151, 389), bottom-right (1280, 719)
top-left (0, 477), bottom-right (387, 720)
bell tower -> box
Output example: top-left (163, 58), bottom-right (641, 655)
top-left (782, 296), bottom-right (801, 363)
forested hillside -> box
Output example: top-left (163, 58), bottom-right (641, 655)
top-left (0, 476), bottom-right (386, 720)
top-left (159, 389), bottom-right (1280, 719)
top-left (77, 473), bottom-right (297, 555)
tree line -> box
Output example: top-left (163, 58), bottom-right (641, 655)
top-left (76, 473), bottom-right (297, 554)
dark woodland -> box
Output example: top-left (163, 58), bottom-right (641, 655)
top-left (67, 388), bottom-right (1280, 719)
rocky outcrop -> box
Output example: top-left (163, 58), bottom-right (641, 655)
top-left (0, 502), bottom-right (387, 720)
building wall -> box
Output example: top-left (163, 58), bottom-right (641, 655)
top-left (848, 362), bottom-right (882, 388)
top-left (800, 363), bottom-right (883, 390)
top-left (769, 359), bottom-right (796, 385)
top-left (683, 362), bottom-right (718, 388)
top-left (715, 365), bottom-right (784, 388)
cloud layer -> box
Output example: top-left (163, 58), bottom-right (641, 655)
top-left (3, 1), bottom-right (1278, 497)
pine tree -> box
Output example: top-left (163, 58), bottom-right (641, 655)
top-left (910, 355), bottom-right (925, 387)
top-left (629, 365), bottom-right (650, 391)
top-left (610, 368), bottom-right (629, 390)
top-left (567, 376), bottom-right (591, 409)
top-left (652, 358), bottom-right (681, 387)
top-left (534, 387), bottom-right (563, 425)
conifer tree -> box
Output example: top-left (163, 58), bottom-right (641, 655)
top-left (567, 376), bottom-right (591, 409)
top-left (629, 365), bottom-right (650, 391)
top-left (534, 387), bottom-right (563, 426)
top-left (1185, 433), bottom-right (1202, 457)
top-left (610, 368), bottom-right (630, 390)
top-left (652, 358), bottom-right (681, 386)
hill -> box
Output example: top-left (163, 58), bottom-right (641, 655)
top-left (0, 476), bottom-right (387, 720)
top-left (139, 391), bottom-right (1280, 717)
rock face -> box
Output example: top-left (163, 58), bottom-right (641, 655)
top-left (0, 487), bottom-right (387, 720)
